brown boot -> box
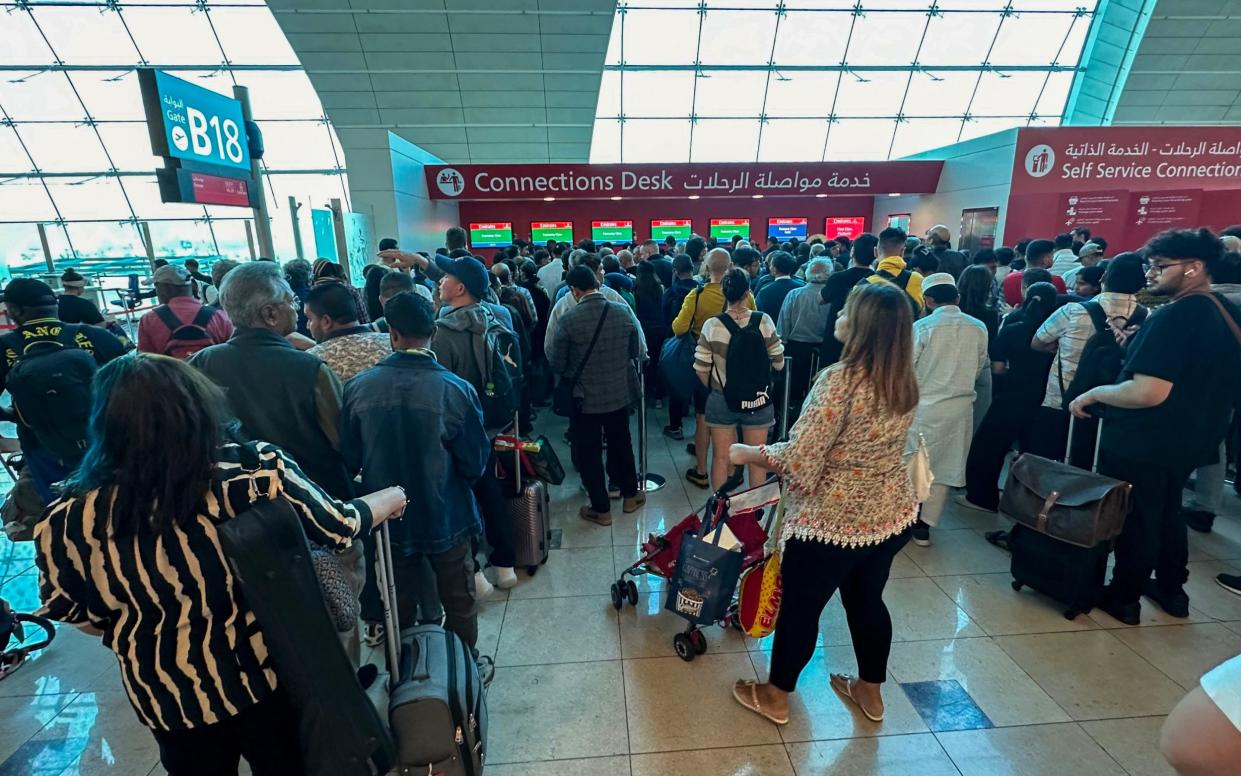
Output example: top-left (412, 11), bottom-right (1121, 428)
top-left (623, 493), bottom-right (647, 513)
top-left (579, 505), bottom-right (613, 526)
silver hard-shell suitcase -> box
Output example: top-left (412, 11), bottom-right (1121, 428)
top-left (504, 413), bottom-right (551, 574)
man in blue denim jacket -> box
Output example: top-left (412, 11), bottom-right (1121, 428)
top-left (341, 291), bottom-right (490, 649)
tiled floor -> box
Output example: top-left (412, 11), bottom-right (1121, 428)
top-left (2, 410), bottom-right (1240, 775)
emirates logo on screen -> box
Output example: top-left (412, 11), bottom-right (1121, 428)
top-left (435, 168), bottom-right (465, 197)
top-left (1024, 144), bottom-right (1055, 178)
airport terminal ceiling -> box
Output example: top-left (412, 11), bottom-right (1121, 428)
top-left (0, 0), bottom-right (349, 270)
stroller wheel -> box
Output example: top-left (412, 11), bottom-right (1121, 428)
top-left (673, 632), bottom-right (695, 662)
top-left (625, 580), bottom-right (639, 606)
top-left (689, 629), bottom-right (708, 655)
top-left (610, 583), bottom-right (623, 610)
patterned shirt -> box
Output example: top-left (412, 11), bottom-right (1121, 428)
top-left (308, 326), bottom-right (392, 382)
top-left (1034, 292), bottom-right (1141, 409)
top-left (763, 365), bottom-right (917, 548)
top-left (35, 442), bottom-right (372, 731)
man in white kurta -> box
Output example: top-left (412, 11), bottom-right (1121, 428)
top-left (909, 273), bottom-right (990, 546)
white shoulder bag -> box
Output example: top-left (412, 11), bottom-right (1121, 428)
top-left (906, 433), bottom-right (934, 503)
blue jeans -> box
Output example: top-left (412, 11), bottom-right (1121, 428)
top-left (24, 447), bottom-right (77, 504)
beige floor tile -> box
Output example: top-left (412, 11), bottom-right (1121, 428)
top-left (903, 529), bottom-right (1012, 577)
top-left (0, 626), bottom-right (119, 699)
top-left (888, 551), bottom-right (927, 579)
top-left (496, 596), bottom-right (620, 666)
top-left (609, 499), bottom-right (699, 554)
top-left (509, 546), bottom-right (615, 600)
top-left (618, 591), bottom-right (750, 659)
top-left (994, 631), bottom-right (1186, 720)
top-left (886, 638), bottom-right (1070, 727)
top-left (932, 573), bottom-right (1099, 635)
top-left (1111, 623), bottom-right (1241, 690)
top-left (487, 661), bottom-right (628, 764)
top-left (476, 600), bottom-right (506, 659)
top-left (1187, 519), bottom-right (1241, 561)
top-left (935, 503), bottom-right (1011, 533)
top-left (30, 689), bottom-right (162, 776)
top-left (1080, 717), bottom-right (1176, 776)
top-left (785, 733), bottom-right (961, 776)
top-left (1221, 620), bottom-right (1241, 637)
top-left (631, 744), bottom-right (794, 776)
top-left (486, 755), bottom-right (631, 776)
top-left (0, 693), bottom-right (76, 763)
top-left (623, 652), bottom-right (781, 753)
top-left (936, 722), bottom-right (1126, 776)
top-left (1085, 595), bottom-right (1213, 629)
top-left (748, 578), bottom-right (985, 654)
top-left (549, 510), bottom-right (615, 549)
top-left (1181, 560), bottom-right (1241, 621)
top-left (749, 648), bottom-right (930, 743)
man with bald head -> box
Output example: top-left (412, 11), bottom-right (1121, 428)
top-left (926, 224), bottom-right (968, 281)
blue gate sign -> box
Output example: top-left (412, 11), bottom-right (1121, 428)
top-left (139, 69), bottom-right (251, 172)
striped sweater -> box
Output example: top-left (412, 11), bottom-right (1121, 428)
top-left (693, 309), bottom-right (785, 390)
top-left (34, 441), bottom-right (372, 731)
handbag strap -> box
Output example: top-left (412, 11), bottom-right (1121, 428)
top-left (569, 301), bottom-right (610, 387)
top-left (1186, 291), bottom-right (1241, 347)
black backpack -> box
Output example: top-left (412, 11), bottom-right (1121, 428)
top-left (1061, 301), bottom-right (1148, 408)
top-left (716, 312), bottom-right (772, 413)
top-left (154, 304), bottom-right (217, 360)
top-left (859, 268), bottom-right (921, 315)
top-left (5, 325), bottom-right (98, 463)
top-left (477, 310), bottom-right (522, 430)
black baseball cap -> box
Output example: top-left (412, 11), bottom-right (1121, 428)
top-left (1, 278), bottom-right (57, 307)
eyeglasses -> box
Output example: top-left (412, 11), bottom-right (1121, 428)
top-left (1147, 260), bottom-right (1191, 275)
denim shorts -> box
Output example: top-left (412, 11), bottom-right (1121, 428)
top-left (705, 390), bottom-right (775, 429)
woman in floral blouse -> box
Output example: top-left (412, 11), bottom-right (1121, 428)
top-left (730, 281), bottom-right (919, 726)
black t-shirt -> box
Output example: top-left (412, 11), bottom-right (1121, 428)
top-left (1101, 294), bottom-right (1241, 468)
top-left (57, 294), bottom-right (104, 325)
top-left (989, 309), bottom-right (1053, 405)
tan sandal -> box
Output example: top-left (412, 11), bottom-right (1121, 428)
top-left (830, 673), bottom-right (884, 722)
top-left (732, 679), bottom-right (789, 725)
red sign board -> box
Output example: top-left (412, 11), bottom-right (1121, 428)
top-left (1058, 191), bottom-right (1130, 233)
top-left (425, 161), bottom-right (944, 200)
top-left (592, 220), bottom-right (631, 228)
top-left (470, 222), bottom-right (508, 231)
top-left (1125, 189), bottom-right (1204, 246)
top-left (824, 217), bottom-right (866, 239)
top-left (532, 221), bottom-right (571, 230)
top-left (1011, 126), bottom-right (1241, 195)
top-left (652, 219), bottom-right (691, 228)
top-left (190, 172), bottom-right (249, 207)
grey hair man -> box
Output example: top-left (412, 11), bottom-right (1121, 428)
top-left (191, 261), bottom-right (354, 501)
top-left (777, 257), bottom-right (834, 416)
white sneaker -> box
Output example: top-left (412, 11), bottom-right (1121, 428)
top-left (494, 566), bottom-right (519, 589)
top-left (474, 570), bottom-right (495, 598)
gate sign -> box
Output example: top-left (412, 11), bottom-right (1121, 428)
top-left (139, 69), bottom-right (250, 172)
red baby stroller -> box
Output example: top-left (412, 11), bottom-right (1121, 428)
top-left (611, 473), bottom-right (781, 661)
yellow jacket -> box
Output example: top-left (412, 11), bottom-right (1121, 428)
top-left (671, 281), bottom-right (756, 337)
top-left (866, 256), bottom-right (924, 311)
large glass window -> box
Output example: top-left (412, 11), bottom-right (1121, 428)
top-left (594, 1), bottom-right (1099, 162)
top-left (0, 0), bottom-right (349, 276)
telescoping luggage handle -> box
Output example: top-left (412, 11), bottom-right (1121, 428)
top-left (1065, 408), bottom-right (1104, 473)
top-left (375, 520), bottom-right (402, 692)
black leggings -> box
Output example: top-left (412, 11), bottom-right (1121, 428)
top-left (769, 529), bottom-right (911, 692)
top-left (152, 690), bottom-right (302, 776)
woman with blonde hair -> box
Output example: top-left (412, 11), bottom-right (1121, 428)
top-left (729, 281), bottom-right (919, 726)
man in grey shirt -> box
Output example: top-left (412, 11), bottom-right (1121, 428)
top-left (777, 257), bottom-right (833, 416)
top-left (547, 266), bottom-right (643, 527)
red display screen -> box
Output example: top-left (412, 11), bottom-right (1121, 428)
top-left (190, 172), bottom-right (249, 207)
top-left (825, 217), bottom-right (866, 240)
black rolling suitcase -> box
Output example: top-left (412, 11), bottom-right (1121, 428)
top-left (1000, 414), bottom-right (1131, 619)
top-left (218, 498), bottom-right (395, 776)
top-left (374, 521), bottom-right (487, 776)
